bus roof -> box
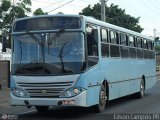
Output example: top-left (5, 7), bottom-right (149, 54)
top-left (13, 14), bottom-right (154, 41)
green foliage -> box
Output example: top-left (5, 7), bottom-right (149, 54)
top-left (33, 8), bottom-right (47, 16)
top-left (79, 3), bottom-right (143, 33)
top-left (1, 0), bottom-right (11, 11)
top-left (0, 0), bottom-right (32, 48)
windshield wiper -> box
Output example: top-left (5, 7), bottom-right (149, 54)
top-left (25, 29), bottom-right (46, 73)
top-left (48, 28), bottom-right (65, 46)
top-left (59, 42), bottom-right (68, 73)
top-left (25, 29), bottom-right (41, 45)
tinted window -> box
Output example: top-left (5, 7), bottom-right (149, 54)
top-left (144, 40), bottom-right (148, 49)
top-left (141, 39), bottom-right (144, 48)
top-left (121, 33), bottom-right (127, 46)
top-left (110, 45), bottom-right (120, 57)
top-left (151, 42), bottom-right (153, 50)
top-left (101, 43), bottom-right (109, 57)
top-left (130, 48), bottom-right (136, 58)
top-left (86, 24), bottom-right (98, 67)
top-left (143, 50), bottom-right (148, 59)
top-left (152, 42), bottom-right (154, 50)
top-left (101, 29), bottom-right (108, 43)
top-left (129, 36), bottom-right (135, 47)
top-left (149, 51), bottom-right (155, 59)
top-left (137, 49), bottom-right (143, 58)
top-left (110, 31), bottom-right (116, 44)
top-left (137, 38), bottom-right (142, 48)
top-left (120, 46), bottom-right (129, 58)
top-left (115, 32), bottom-right (119, 44)
top-left (14, 17), bottom-right (81, 32)
top-left (148, 41), bottom-right (152, 50)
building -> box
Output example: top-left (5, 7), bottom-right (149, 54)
top-left (0, 42), bottom-right (11, 61)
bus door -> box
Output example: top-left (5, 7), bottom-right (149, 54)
top-left (86, 24), bottom-right (100, 106)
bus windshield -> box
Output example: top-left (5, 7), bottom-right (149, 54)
top-left (12, 31), bottom-right (86, 75)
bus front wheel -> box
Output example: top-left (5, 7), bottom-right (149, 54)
top-left (94, 84), bottom-right (107, 113)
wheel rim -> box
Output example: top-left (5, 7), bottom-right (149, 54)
top-left (140, 80), bottom-right (145, 97)
top-left (100, 90), bottom-right (106, 106)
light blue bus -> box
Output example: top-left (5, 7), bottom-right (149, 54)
top-left (7, 15), bottom-right (156, 113)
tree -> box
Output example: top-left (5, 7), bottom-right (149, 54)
top-left (33, 8), bottom-right (47, 16)
top-left (0, 0), bottom-right (32, 48)
top-left (79, 3), bottom-right (143, 33)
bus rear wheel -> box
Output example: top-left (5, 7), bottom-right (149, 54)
top-left (94, 84), bottom-right (107, 113)
top-left (35, 106), bottom-right (49, 112)
top-left (136, 78), bottom-right (145, 99)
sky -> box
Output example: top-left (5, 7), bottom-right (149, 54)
top-left (31, 0), bottom-right (160, 38)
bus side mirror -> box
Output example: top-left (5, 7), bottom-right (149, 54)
top-left (92, 29), bottom-right (98, 44)
top-left (2, 36), bottom-right (7, 52)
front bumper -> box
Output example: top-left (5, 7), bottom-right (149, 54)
top-left (11, 91), bottom-right (87, 107)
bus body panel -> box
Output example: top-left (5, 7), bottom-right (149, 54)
top-left (86, 64), bottom-right (100, 106)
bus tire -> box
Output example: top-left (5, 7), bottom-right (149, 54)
top-left (136, 78), bottom-right (145, 99)
top-left (35, 106), bottom-right (49, 112)
top-left (94, 84), bottom-right (107, 113)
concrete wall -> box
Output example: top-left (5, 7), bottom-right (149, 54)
top-left (0, 61), bottom-right (10, 89)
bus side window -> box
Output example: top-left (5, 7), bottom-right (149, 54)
top-left (141, 39), bottom-right (144, 48)
top-left (110, 30), bottom-right (120, 57)
top-left (129, 36), bottom-right (134, 47)
top-left (143, 40), bottom-right (148, 59)
top-left (101, 28), bottom-right (109, 57)
top-left (101, 28), bottom-right (108, 43)
top-left (148, 41), bottom-right (152, 50)
top-left (137, 38), bottom-right (142, 48)
top-left (86, 24), bottom-right (99, 67)
top-left (137, 38), bottom-right (143, 59)
top-left (152, 42), bottom-right (154, 50)
top-left (120, 33), bottom-right (126, 46)
top-left (120, 33), bottom-right (129, 58)
top-left (129, 36), bottom-right (136, 58)
top-left (110, 31), bottom-right (116, 44)
top-left (144, 40), bottom-right (148, 49)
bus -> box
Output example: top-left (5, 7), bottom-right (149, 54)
top-left (7, 14), bottom-right (156, 113)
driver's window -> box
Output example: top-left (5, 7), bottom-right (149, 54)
top-left (86, 24), bottom-right (99, 67)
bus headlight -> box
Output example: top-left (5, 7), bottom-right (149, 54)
top-left (59, 87), bottom-right (86, 98)
top-left (11, 88), bottom-right (29, 97)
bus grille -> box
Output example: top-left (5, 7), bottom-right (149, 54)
top-left (16, 81), bottom-right (74, 98)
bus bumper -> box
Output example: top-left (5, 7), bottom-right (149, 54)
top-left (10, 91), bottom-right (87, 107)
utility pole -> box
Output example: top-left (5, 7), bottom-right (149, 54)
top-left (101, 0), bottom-right (107, 22)
top-left (154, 28), bottom-right (156, 39)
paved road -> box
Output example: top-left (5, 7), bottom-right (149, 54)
top-left (1, 80), bottom-right (160, 120)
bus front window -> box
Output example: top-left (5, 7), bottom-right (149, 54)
top-left (12, 32), bottom-right (86, 75)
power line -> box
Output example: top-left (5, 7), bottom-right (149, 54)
top-left (32, 0), bottom-right (60, 5)
top-left (79, 0), bottom-right (97, 4)
top-left (41, 0), bottom-right (64, 9)
top-left (47, 0), bottom-right (75, 14)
